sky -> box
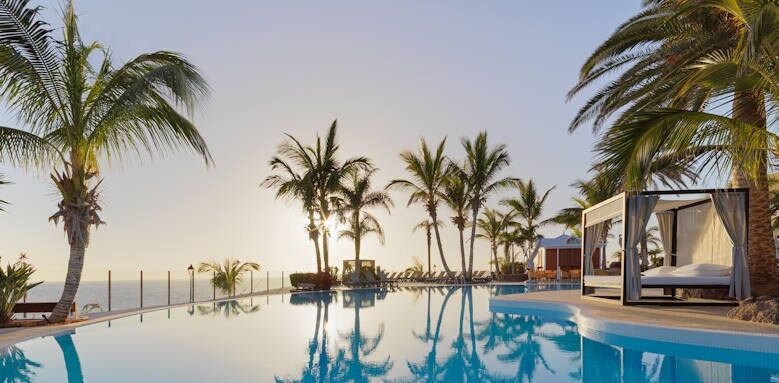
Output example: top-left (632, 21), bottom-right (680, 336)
top-left (0, 1), bottom-right (642, 281)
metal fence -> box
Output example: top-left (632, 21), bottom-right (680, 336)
top-left (23, 270), bottom-right (291, 314)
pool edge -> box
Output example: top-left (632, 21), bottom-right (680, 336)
top-left (489, 295), bottom-right (779, 355)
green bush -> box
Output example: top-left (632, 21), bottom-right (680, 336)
top-left (500, 262), bottom-right (525, 275)
top-left (289, 272), bottom-right (333, 290)
top-left (0, 256), bottom-right (42, 325)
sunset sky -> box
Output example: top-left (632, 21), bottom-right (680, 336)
top-left (0, 1), bottom-right (642, 281)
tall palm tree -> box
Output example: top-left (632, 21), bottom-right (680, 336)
top-left (501, 179), bottom-right (554, 270)
top-left (262, 158), bottom-right (322, 272)
top-left (388, 138), bottom-right (454, 274)
top-left (0, 2), bottom-right (211, 322)
top-left (336, 168), bottom-right (393, 277)
top-left (440, 169), bottom-right (471, 276)
top-left (569, 0), bottom-right (779, 287)
top-left (270, 120), bottom-right (370, 272)
top-left (476, 208), bottom-right (504, 276)
top-left (462, 132), bottom-right (513, 279)
top-left (412, 219), bottom-right (443, 274)
top-left (197, 259), bottom-right (260, 296)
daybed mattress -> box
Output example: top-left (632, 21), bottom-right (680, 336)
top-left (584, 275), bottom-right (730, 288)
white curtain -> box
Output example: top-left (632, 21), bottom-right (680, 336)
top-left (625, 195), bottom-right (659, 301)
top-left (584, 222), bottom-right (606, 275)
top-left (526, 239), bottom-right (541, 270)
top-left (656, 211), bottom-right (675, 266)
top-left (710, 192), bottom-right (750, 300)
top-left (676, 202), bottom-right (732, 266)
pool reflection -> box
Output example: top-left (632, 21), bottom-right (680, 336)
top-left (0, 345), bottom-right (41, 383)
top-left (4, 285), bottom-right (778, 382)
top-left (277, 286), bottom-right (777, 383)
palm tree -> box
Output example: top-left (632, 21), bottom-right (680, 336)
top-left (501, 179), bottom-right (554, 270)
top-left (498, 224), bottom-right (522, 274)
top-left (0, 2), bottom-right (211, 322)
top-left (263, 157), bottom-right (322, 272)
top-left (440, 169), bottom-right (471, 276)
top-left (462, 132), bottom-right (513, 279)
top-left (388, 138), bottom-right (454, 274)
top-left (552, 175), bottom-right (619, 238)
top-left (412, 219), bottom-right (443, 274)
top-left (406, 256), bottom-right (425, 273)
top-left (569, 1), bottom-right (779, 287)
top-left (197, 259), bottom-right (260, 296)
top-left (336, 168), bottom-right (392, 278)
top-left (267, 120), bottom-right (370, 272)
top-left (476, 208), bottom-right (504, 276)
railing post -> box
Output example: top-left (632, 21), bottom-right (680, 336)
top-left (213, 271), bottom-right (216, 300)
top-left (250, 271), bottom-right (253, 295)
top-left (108, 270), bottom-right (112, 312)
top-left (281, 271), bottom-right (284, 289)
top-left (266, 271), bottom-right (269, 293)
top-left (140, 270), bottom-right (144, 308)
top-left (167, 270), bottom-right (171, 306)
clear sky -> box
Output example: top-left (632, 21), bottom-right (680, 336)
top-left (0, 1), bottom-right (641, 281)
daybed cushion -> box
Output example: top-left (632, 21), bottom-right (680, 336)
top-left (642, 266), bottom-right (677, 276)
top-left (584, 275), bottom-right (730, 287)
top-left (672, 263), bottom-right (731, 277)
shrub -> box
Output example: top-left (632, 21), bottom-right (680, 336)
top-left (290, 272), bottom-right (334, 290)
top-left (0, 256), bottom-right (42, 325)
top-left (500, 262), bottom-right (525, 275)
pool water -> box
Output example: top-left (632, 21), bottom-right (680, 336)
top-left (2, 284), bottom-right (777, 382)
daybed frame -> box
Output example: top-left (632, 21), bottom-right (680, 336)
top-left (580, 188), bottom-right (748, 306)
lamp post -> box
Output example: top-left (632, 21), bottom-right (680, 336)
top-left (187, 264), bottom-right (195, 303)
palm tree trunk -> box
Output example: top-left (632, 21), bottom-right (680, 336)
top-left (426, 229), bottom-right (432, 274)
top-left (492, 243), bottom-right (499, 276)
top-left (467, 205), bottom-right (479, 280)
top-left (308, 212), bottom-right (322, 272)
top-left (355, 229), bottom-right (362, 281)
top-left (458, 225), bottom-right (467, 277)
top-left (49, 242), bottom-right (86, 323)
top-left (55, 335), bottom-right (84, 383)
top-left (731, 89), bottom-right (778, 289)
top-left (430, 210), bottom-right (452, 273)
top-left (322, 230), bottom-right (330, 272)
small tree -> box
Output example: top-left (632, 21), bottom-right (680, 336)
top-left (198, 259), bottom-right (260, 297)
top-left (0, 255), bottom-right (42, 325)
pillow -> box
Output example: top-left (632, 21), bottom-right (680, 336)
top-left (672, 263), bottom-right (731, 277)
top-left (642, 266), bottom-right (677, 276)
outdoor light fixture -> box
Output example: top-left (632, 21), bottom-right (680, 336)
top-left (187, 264), bottom-right (195, 303)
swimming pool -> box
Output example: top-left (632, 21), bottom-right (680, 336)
top-left (2, 284), bottom-right (778, 382)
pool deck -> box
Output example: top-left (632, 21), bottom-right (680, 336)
top-left (490, 289), bottom-right (779, 353)
top-left (0, 287), bottom-right (292, 349)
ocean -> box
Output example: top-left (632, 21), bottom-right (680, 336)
top-left (22, 276), bottom-right (286, 314)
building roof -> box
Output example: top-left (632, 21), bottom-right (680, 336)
top-left (539, 234), bottom-right (581, 249)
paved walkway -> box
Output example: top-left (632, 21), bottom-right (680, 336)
top-left (491, 290), bottom-right (779, 336)
top-left (493, 290), bottom-right (779, 335)
top-left (0, 287), bottom-right (291, 348)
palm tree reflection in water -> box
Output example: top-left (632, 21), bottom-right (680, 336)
top-left (193, 300), bottom-right (261, 318)
top-left (0, 345), bottom-right (41, 383)
top-left (277, 290), bottom-right (392, 382)
top-left (266, 286), bottom-right (778, 382)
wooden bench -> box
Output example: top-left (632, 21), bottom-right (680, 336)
top-left (13, 302), bottom-right (76, 322)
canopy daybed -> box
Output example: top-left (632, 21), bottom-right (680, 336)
top-left (580, 188), bottom-right (750, 305)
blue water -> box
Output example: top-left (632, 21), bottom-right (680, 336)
top-left (2, 284), bottom-right (778, 382)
